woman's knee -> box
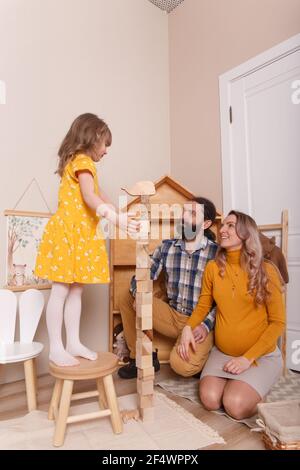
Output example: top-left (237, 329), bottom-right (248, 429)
top-left (199, 379), bottom-right (223, 411)
top-left (223, 393), bottom-right (250, 420)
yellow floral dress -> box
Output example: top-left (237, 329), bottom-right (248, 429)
top-left (34, 154), bottom-right (110, 284)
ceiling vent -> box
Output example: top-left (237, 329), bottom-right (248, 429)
top-left (147, 0), bottom-right (184, 14)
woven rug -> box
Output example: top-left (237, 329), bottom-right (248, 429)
top-left (0, 391), bottom-right (225, 450)
top-left (156, 371), bottom-right (300, 429)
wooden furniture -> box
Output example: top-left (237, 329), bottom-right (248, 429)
top-left (0, 289), bottom-right (44, 411)
top-left (48, 352), bottom-right (123, 447)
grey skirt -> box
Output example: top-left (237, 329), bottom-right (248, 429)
top-left (201, 346), bottom-right (282, 399)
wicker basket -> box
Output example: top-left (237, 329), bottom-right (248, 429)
top-left (257, 400), bottom-right (300, 451)
top-left (262, 432), bottom-right (300, 450)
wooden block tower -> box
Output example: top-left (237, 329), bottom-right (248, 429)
top-left (122, 181), bottom-right (156, 422)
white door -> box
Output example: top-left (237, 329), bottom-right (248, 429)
top-left (220, 34), bottom-right (300, 371)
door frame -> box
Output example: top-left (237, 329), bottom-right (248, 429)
top-left (219, 32), bottom-right (300, 214)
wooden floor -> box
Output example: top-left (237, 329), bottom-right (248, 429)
top-left (0, 364), bottom-right (265, 450)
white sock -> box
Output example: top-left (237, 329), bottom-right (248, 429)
top-left (65, 283), bottom-right (98, 361)
top-left (46, 282), bottom-right (79, 366)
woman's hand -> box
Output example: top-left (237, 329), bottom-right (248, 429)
top-left (193, 323), bottom-right (208, 343)
top-left (177, 326), bottom-right (196, 362)
top-left (223, 356), bottom-right (252, 375)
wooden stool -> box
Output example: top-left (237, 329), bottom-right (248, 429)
top-left (48, 352), bottom-right (123, 447)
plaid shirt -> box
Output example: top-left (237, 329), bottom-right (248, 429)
top-left (130, 237), bottom-right (218, 332)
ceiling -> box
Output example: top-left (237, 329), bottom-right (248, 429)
top-left (147, 0), bottom-right (185, 14)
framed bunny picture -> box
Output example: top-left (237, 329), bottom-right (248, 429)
top-left (4, 210), bottom-right (52, 291)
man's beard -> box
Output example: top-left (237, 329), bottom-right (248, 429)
top-left (180, 221), bottom-right (203, 241)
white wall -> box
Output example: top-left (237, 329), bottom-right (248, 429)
top-left (169, 0), bottom-right (300, 211)
top-left (0, 0), bottom-right (170, 383)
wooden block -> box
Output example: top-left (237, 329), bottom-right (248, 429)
top-left (140, 195), bottom-right (151, 207)
top-left (136, 330), bottom-right (152, 342)
top-left (135, 268), bottom-right (150, 281)
top-left (136, 329), bottom-right (147, 340)
top-left (138, 367), bottom-right (154, 380)
top-left (140, 406), bottom-right (154, 422)
top-left (136, 354), bottom-right (153, 369)
top-left (137, 378), bottom-right (154, 396)
top-left (139, 220), bottom-right (150, 239)
top-left (150, 220), bottom-right (160, 241)
top-left (136, 292), bottom-right (152, 305)
top-left (136, 315), bottom-right (152, 331)
top-left (137, 238), bottom-right (150, 246)
top-left (136, 339), bottom-right (152, 356)
top-left (136, 244), bottom-right (151, 268)
top-left (138, 394), bottom-right (154, 409)
top-left (136, 280), bottom-right (153, 293)
top-left (136, 303), bottom-right (152, 318)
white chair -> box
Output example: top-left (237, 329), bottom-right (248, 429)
top-left (0, 289), bottom-right (44, 411)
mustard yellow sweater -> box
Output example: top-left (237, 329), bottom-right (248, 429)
top-left (187, 250), bottom-right (285, 361)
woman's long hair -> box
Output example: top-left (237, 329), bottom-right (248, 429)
top-left (56, 113), bottom-right (112, 176)
top-left (215, 210), bottom-right (279, 305)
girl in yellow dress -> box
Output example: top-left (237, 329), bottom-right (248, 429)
top-left (35, 113), bottom-right (138, 366)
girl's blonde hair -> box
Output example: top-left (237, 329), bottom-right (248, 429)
top-left (216, 210), bottom-right (283, 305)
top-left (56, 113), bottom-right (112, 176)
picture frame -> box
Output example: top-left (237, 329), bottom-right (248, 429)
top-left (4, 209), bottom-right (52, 291)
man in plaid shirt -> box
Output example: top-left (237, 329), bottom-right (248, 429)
top-left (118, 197), bottom-right (218, 379)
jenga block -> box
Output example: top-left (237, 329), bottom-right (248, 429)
top-left (136, 331), bottom-right (151, 343)
top-left (136, 315), bottom-right (152, 331)
top-left (136, 280), bottom-right (153, 293)
top-left (138, 394), bottom-right (154, 409)
top-left (136, 303), bottom-right (152, 318)
top-left (141, 195), bottom-right (151, 206)
top-left (139, 220), bottom-right (150, 239)
top-left (136, 329), bottom-right (147, 340)
top-left (137, 238), bottom-right (150, 246)
top-left (135, 268), bottom-right (150, 281)
top-left (136, 245), bottom-right (151, 268)
top-left (136, 339), bottom-right (152, 356)
top-left (138, 367), bottom-right (154, 380)
top-left (140, 406), bottom-right (154, 422)
top-left (136, 354), bottom-right (153, 369)
top-left (137, 378), bottom-right (154, 396)
top-left (136, 292), bottom-right (152, 305)
top-left (150, 220), bottom-right (160, 241)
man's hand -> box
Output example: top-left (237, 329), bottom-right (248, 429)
top-left (177, 325), bottom-right (196, 362)
top-left (223, 356), bottom-right (252, 375)
top-left (193, 324), bottom-right (208, 343)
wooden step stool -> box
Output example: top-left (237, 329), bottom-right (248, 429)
top-left (48, 352), bottom-right (123, 447)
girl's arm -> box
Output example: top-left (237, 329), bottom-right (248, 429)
top-left (78, 171), bottom-right (138, 233)
top-left (98, 187), bottom-right (113, 205)
top-left (78, 171), bottom-right (106, 211)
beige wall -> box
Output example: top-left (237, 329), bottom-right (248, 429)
top-left (169, 0), bottom-right (300, 211)
top-left (0, 0), bottom-right (170, 383)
